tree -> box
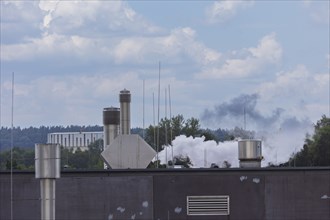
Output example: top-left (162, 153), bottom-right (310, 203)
top-left (171, 114), bottom-right (185, 137)
top-left (0, 147), bottom-right (35, 170)
top-left (285, 115), bottom-right (330, 167)
top-left (183, 117), bottom-right (201, 137)
top-left (61, 139), bottom-right (104, 169)
top-left (144, 115), bottom-right (204, 152)
top-left (309, 115), bottom-right (330, 166)
top-left (200, 131), bottom-right (217, 142)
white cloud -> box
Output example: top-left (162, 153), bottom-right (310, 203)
top-left (2, 1), bottom-right (41, 22)
top-left (1, 1), bottom-right (43, 43)
top-left (256, 65), bottom-right (328, 122)
top-left (1, 33), bottom-right (102, 61)
top-left (2, 26), bottom-right (221, 68)
top-left (1, 1), bottom-right (221, 65)
top-left (303, 0), bottom-right (329, 24)
top-left (113, 27), bottom-right (221, 64)
top-left (197, 33), bottom-right (282, 79)
top-left (248, 34), bottom-right (282, 63)
top-left (38, 1), bottom-right (160, 36)
top-left (206, 0), bottom-right (254, 24)
top-left (0, 72), bottom-right (144, 127)
top-left (257, 65), bottom-right (326, 100)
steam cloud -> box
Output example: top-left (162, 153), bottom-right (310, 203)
top-left (158, 135), bottom-right (239, 168)
top-left (157, 94), bottom-right (314, 167)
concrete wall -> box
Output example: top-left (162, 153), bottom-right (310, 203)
top-left (0, 168), bottom-right (329, 220)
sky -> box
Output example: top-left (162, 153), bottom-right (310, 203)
top-left (1, 1), bottom-right (329, 134)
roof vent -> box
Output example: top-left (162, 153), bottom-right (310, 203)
top-left (187, 195), bottom-right (230, 216)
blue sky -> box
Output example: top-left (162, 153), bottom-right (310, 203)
top-left (1, 0), bottom-right (329, 134)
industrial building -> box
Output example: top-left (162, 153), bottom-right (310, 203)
top-left (1, 89), bottom-right (328, 220)
top-left (47, 131), bottom-right (103, 151)
top-left (0, 168), bottom-right (329, 220)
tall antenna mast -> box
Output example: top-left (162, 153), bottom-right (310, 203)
top-left (164, 87), bottom-right (168, 164)
top-left (0, 70), bottom-right (2, 152)
top-left (142, 79), bottom-right (145, 139)
top-left (153, 92), bottom-right (157, 167)
top-left (169, 84), bottom-right (173, 162)
top-left (204, 147), bottom-right (207, 168)
top-left (10, 72), bottom-right (14, 220)
top-left (156, 61), bottom-right (161, 168)
top-left (244, 106), bottom-right (246, 131)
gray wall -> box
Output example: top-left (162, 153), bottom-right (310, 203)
top-left (0, 168), bottom-right (329, 220)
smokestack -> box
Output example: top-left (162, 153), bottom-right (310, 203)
top-left (103, 107), bottom-right (120, 149)
top-left (35, 144), bottom-right (60, 220)
top-left (101, 89), bottom-right (156, 169)
top-left (119, 89), bottom-right (131, 135)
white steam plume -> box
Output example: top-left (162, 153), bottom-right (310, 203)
top-left (157, 119), bottom-right (313, 168)
top-left (158, 135), bottom-right (239, 168)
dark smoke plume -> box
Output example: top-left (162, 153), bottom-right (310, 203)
top-left (202, 93), bottom-right (284, 129)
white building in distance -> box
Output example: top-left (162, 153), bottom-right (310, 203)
top-left (47, 132), bottom-right (103, 151)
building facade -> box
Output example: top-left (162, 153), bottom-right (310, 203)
top-left (0, 168), bottom-right (329, 220)
top-left (47, 132), bottom-right (103, 151)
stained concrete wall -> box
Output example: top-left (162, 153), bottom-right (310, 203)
top-left (0, 168), bottom-right (329, 220)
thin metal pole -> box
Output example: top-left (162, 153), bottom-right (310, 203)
top-left (10, 72), bottom-right (14, 220)
top-left (157, 62), bottom-right (161, 167)
top-left (165, 87), bottom-right (168, 164)
top-left (169, 84), bottom-right (173, 162)
top-left (153, 93), bottom-right (157, 167)
top-left (0, 69), bottom-right (2, 157)
top-left (143, 79), bottom-right (145, 139)
top-left (0, 70), bottom-right (1, 148)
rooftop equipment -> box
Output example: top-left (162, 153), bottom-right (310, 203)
top-left (101, 89), bottom-right (156, 169)
top-left (238, 139), bottom-right (262, 168)
top-left (35, 144), bottom-right (60, 220)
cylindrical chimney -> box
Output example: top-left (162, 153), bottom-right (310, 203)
top-left (238, 139), bottom-right (262, 168)
top-left (35, 144), bottom-right (60, 220)
top-left (119, 89), bottom-right (131, 135)
top-left (103, 107), bottom-right (120, 148)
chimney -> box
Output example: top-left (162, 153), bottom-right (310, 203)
top-left (35, 144), bottom-right (61, 220)
top-left (238, 139), bottom-right (262, 168)
top-left (103, 107), bottom-right (120, 149)
top-left (119, 89), bottom-right (131, 135)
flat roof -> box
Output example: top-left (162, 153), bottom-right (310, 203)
top-left (1, 167), bottom-right (329, 176)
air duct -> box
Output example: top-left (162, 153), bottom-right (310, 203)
top-left (119, 89), bottom-right (131, 135)
top-left (35, 144), bottom-right (60, 220)
top-left (103, 107), bottom-right (120, 149)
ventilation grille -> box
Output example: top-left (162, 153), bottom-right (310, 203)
top-left (187, 195), bottom-right (230, 216)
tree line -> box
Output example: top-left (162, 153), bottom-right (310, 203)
top-left (0, 114), bottom-right (253, 170)
top-left (0, 118), bottom-right (252, 150)
top-left (0, 115), bottom-right (328, 170)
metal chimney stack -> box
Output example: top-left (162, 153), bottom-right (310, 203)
top-left (35, 144), bottom-right (60, 220)
top-left (238, 140), bottom-right (262, 168)
top-left (119, 89), bottom-right (131, 135)
top-left (103, 107), bottom-right (120, 149)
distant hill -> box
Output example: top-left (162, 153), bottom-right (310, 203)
top-left (0, 125), bottom-right (253, 151)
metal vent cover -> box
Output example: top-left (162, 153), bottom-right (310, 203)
top-left (187, 195), bottom-right (230, 216)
